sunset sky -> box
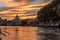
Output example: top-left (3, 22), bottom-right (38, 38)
top-left (0, 0), bottom-right (52, 20)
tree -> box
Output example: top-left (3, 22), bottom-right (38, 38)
top-left (37, 0), bottom-right (60, 22)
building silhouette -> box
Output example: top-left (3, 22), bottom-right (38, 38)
top-left (0, 14), bottom-right (21, 26)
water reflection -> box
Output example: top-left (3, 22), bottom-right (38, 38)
top-left (0, 26), bottom-right (60, 40)
top-left (0, 26), bottom-right (37, 40)
top-left (38, 27), bottom-right (60, 40)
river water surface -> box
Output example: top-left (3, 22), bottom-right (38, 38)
top-left (0, 26), bottom-right (38, 40)
top-left (0, 26), bottom-right (60, 40)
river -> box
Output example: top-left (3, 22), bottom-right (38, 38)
top-left (0, 26), bottom-right (60, 40)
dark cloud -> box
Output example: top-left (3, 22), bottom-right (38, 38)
top-left (13, 0), bottom-right (34, 2)
top-left (43, 0), bottom-right (52, 2)
top-left (0, 7), bottom-right (13, 11)
top-left (13, 0), bottom-right (21, 2)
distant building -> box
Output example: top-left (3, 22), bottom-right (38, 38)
top-left (0, 14), bottom-right (21, 26)
top-left (0, 17), bottom-right (7, 26)
top-left (11, 14), bottom-right (21, 26)
top-left (27, 19), bottom-right (39, 26)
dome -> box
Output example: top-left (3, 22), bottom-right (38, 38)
top-left (12, 14), bottom-right (21, 26)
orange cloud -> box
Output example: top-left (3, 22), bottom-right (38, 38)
top-left (0, 1), bottom-right (51, 20)
top-left (0, 0), bottom-right (12, 2)
top-left (5, 0), bottom-right (34, 7)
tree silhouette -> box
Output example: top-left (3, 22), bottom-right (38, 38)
top-left (0, 29), bottom-right (10, 40)
top-left (37, 0), bottom-right (60, 22)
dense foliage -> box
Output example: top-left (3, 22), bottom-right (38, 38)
top-left (37, 0), bottom-right (60, 22)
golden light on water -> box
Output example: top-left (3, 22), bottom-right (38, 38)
top-left (0, 26), bottom-right (39, 40)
